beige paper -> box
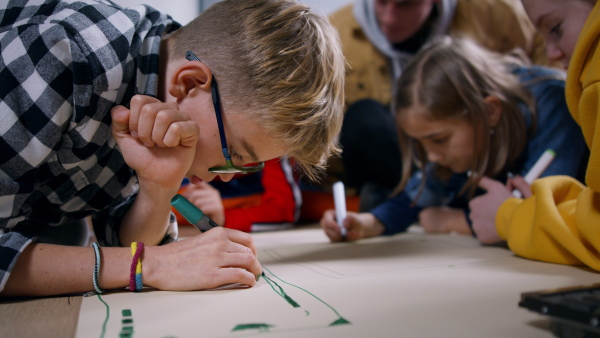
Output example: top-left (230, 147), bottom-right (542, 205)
top-left (76, 226), bottom-right (600, 337)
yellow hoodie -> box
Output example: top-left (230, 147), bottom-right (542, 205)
top-left (496, 2), bottom-right (600, 270)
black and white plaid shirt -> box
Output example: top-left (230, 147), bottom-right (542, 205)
top-left (0, 0), bottom-right (180, 291)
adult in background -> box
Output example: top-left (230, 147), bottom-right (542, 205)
top-left (320, 0), bottom-right (557, 213)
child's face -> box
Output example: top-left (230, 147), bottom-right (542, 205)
top-left (374, 0), bottom-right (437, 44)
top-left (163, 54), bottom-right (286, 184)
top-left (400, 111), bottom-right (475, 174)
top-left (521, 0), bottom-right (594, 69)
top-left (179, 96), bottom-right (285, 184)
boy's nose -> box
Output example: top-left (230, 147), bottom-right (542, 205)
top-left (427, 151), bottom-right (442, 163)
top-left (379, 3), bottom-right (399, 26)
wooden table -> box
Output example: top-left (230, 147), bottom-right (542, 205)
top-left (0, 295), bottom-right (82, 338)
top-left (0, 225), bottom-right (198, 338)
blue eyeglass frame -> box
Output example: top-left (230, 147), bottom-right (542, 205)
top-left (185, 50), bottom-right (265, 174)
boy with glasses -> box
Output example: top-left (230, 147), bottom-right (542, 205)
top-left (0, 0), bottom-right (345, 296)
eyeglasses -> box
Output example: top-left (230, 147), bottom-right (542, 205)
top-left (185, 51), bottom-right (265, 174)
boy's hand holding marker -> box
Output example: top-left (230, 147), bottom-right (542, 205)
top-left (171, 194), bottom-right (220, 233)
top-left (171, 194), bottom-right (262, 281)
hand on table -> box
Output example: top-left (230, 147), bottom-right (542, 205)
top-left (469, 176), bottom-right (514, 244)
top-left (418, 206), bottom-right (472, 235)
top-left (320, 209), bottom-right (385, 242)
top-left (145, 227), bottom-right (261, 290)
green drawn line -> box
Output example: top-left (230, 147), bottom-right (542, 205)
top-left (93, 266), bottom-right (350, 336)
top-left (120, 309), bottom-right (134, 337)
top-left (96, 293), bottom-right (110, 338)
top-left (262, 272), bottom-right (300, 308)
top-left (232, 323), bottom-right (274, 332)
top-left (262, 266), bottom-right (351, 326)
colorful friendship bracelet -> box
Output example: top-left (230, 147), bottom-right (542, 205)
top-left (91, 242), bottom-right (105, 294)
top-left (129, 242), bottom-right (144, 292)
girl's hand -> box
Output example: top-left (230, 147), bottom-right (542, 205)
top-left (183, 182), bottom-right (226, 226)
top-left (111, 95), bottom-right (199, 194)
top-left (320, 209), bottom-right (385, 242)
top-left (507, 174), bottom-right (533, 198)
top-left (469, 177), bottom-right (512, 244)
top-left (419, 207), bottom-right (472, 235)
top-left (144, 227), bottom-right (261, 290)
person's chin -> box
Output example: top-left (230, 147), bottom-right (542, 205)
top-left (381, 29), bottom-right (408, 44)
top-left (445, 164), bottom-right (468, 175)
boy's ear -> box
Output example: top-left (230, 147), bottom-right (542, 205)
top-left (483, 95), bottom-right (502, 127)
top-left (168, 60), bottom-right (212, 99)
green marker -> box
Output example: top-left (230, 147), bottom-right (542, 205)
top-left (171, 194), bottom-right (220, 232)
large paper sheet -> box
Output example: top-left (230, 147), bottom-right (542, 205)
top-left (76, 227), bottom-right (600, 337)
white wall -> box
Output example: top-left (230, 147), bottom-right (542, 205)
top-left (110, 0), bottom-right (199, 25)
top-left (200, 0), bottom-right (352, 17)
top-left (298, 0), bottom-right (352, 16)
top-left (112, 0), bottom-right (352, 25)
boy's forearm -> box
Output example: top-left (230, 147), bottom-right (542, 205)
top-left (120, 187), bottom-right (177, 246)
top-left (1, 243), bottom-right (131, 297)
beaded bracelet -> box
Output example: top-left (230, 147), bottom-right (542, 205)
top-left (91, 242), bottom-right (105, 294)
top-left (129, 242), bottom-right (144, 292)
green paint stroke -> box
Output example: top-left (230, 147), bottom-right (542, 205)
top-left (120, 309), bottom-right (134, 337)
top-left (232, 323), bottom-right (274, 332)
top-left (96, 294), bottom-right (110, 338)
top-left (330, 318), bottom-right (351, 326)
top-left (95, 295), bottom-right (178, 338)
top-left (262, 266), bottom-right (351, 326)
top-left (262, 272), bottom-right (300, 308)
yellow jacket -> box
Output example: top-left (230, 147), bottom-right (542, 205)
top-left (330, 0), bottom-right (552, 108)
top-left (496, 2), bottom-right (600, 270)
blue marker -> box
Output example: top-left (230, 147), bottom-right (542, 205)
top-left (171, 194), bottom-right (220, 232)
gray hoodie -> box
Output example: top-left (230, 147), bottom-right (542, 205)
top-left (353, 0), bottom-right (457, 81)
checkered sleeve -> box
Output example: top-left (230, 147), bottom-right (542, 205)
top-left (0, 21), bottom-right (79, 225)
top-left (0, 0), bottom-right (178, 291)
top-left (93, 193), bottom-right (178, 247)
top-left (0, 7), bottom-right (85, 290)
top-left (0, 232), bottom-right (34, 292)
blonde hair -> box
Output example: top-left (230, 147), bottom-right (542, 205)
top-left (394, 37), bottom-right (537, 197)
top-left (167, 0), bottom-right (345, 180)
